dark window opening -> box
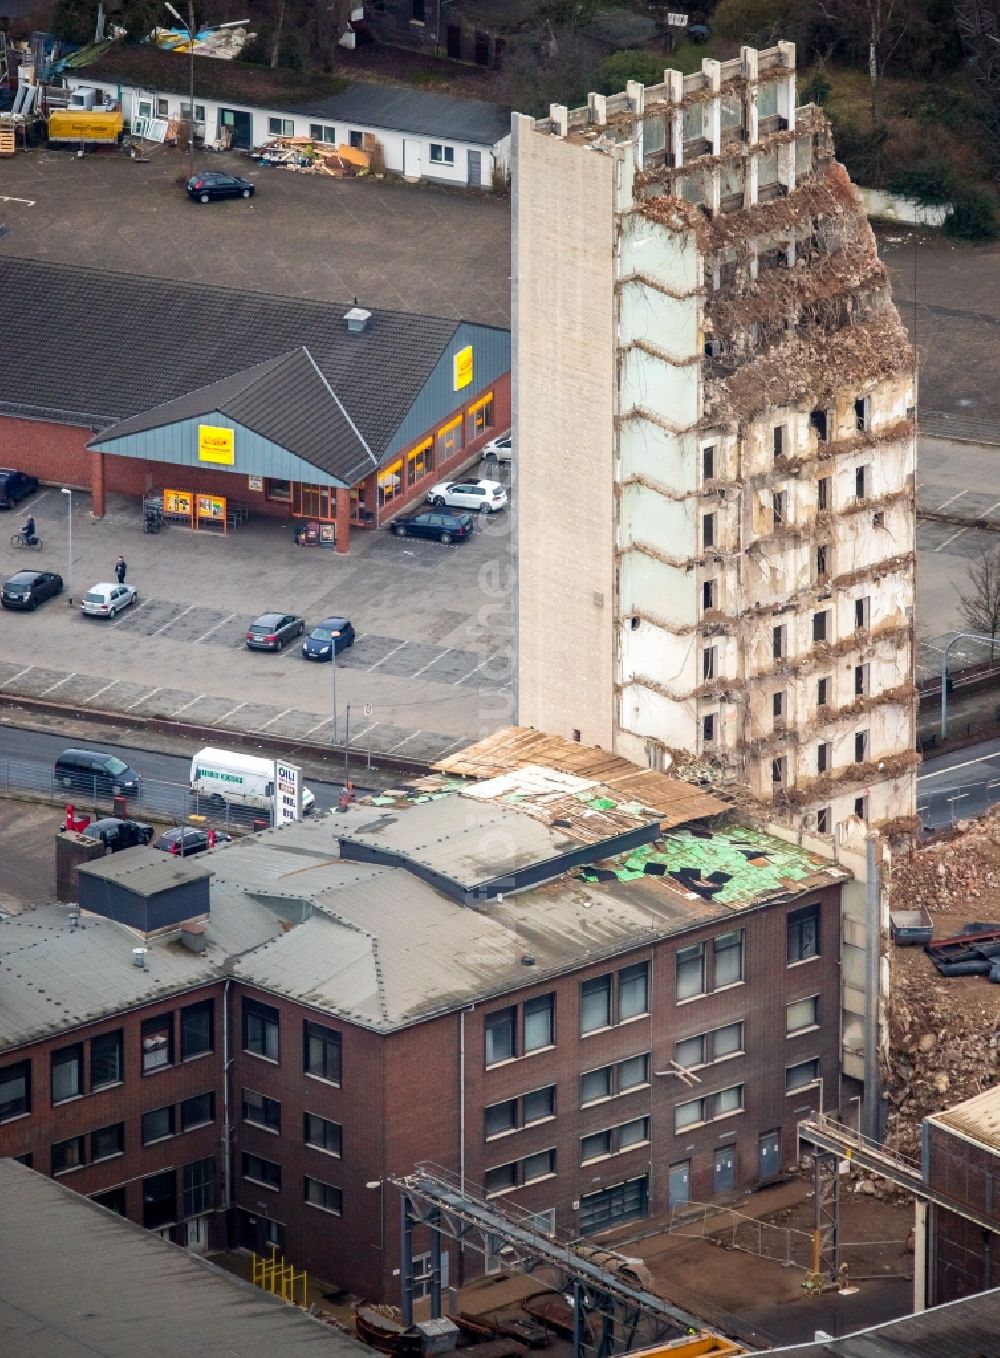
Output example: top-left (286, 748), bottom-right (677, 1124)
top-left (812, 611), bottom-right (828, 643)
top-left (773, 425), bottom-right (785, 459)
top-left (817, 806), bottom-right (830, 833)
top-left (703, 713), bottom-right (716, 743)
top-left (702, 445), bottom-right (716, 481)
top-left (772, 756), bottom-right (786, 786)
top-left (809, 409), bottom-right (827, 440)
top-left (304, 1021), bottom-right (342, 1084)
top-left (702, 513), bottom-right (715, 549)
top-left (243, 999), bottom-right (279, 1062)
top-left (817, 742), bottom-right (830, 774)
top-left (772, 625), bottom-right (784, 660)
top-left (787, 904), bottom-right (820, 963)
top-left (817, 477), bottom-right (830, 511)
top-left (854, 729), bottom-right (869, 763)
top-left (143, 1170), bottom-right (177, 1229)
top-left (181, 1000), bottom-right (213, 1060)
top-left (855, 465), bottom-right (868, 500)
top-left (703, 578), bottom-right (716, 611)
top-left (703, 646), bottom-right (717, 680)
top-left (0, 1060), bottom-right (31, 1122)
top-left (485, 1006), bottom-right (516, 1064)
top-left (817, 677), bottom-right (830, 707)
top-left (816, 544), bottom-right (828, 576)
top-left (773, 690), bottom-right (785, 720)
top-left (91, 1030), bottom-right (123, 1090)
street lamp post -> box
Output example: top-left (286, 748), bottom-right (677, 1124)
top-left (60, 488), bottom-right (72, 603)
top-left (164, 4), bottom-right (247, 178)
top-left (330, 630), bottom-right (341, 744)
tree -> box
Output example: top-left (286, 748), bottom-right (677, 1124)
top-left (957, 545), bottom-right (1000, 659)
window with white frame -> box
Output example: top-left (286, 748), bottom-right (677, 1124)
top-left (268, 117), bottom-right (294, 137)
top-left (674, 1084), bottom-right (744, 1132)
top-left (786, 995), bottom-right (819, 1034)
top-left (786, 1058), bottom-right (820, 1092)
top-left (675, 1022), bottom-right (744, 1069)
top-left (580, 1053), bottom-right (650, 1107)
top-left (309, 123), bottom-right (337, 143)
top-left (580, 1117), bottom-right (649, 1163)
top-left (430, 143), bottom-right (455, 165)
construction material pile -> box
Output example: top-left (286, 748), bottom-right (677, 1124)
top-left (884, 810), bottom-right (1000, 1157)
top-left (254, 133), bottom-right (383, 179)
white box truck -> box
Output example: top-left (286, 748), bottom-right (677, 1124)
top-left (189, 747), bottom-right (315, 815)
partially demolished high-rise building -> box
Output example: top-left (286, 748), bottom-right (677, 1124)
top-left (513, 43), bottom-right (917, 835)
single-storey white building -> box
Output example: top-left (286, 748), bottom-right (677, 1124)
top-left (62, 47), bottom-right (511, 188)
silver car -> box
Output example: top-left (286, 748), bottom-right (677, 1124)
top-left (81, 581), bottom-right (138, 617)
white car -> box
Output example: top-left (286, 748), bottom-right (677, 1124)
top-left (81, 581), bottom-right (138, 617)
top-left (482, 431), bottom-right (512, 463)
top-left (426, 478), bottom-right (507, 514)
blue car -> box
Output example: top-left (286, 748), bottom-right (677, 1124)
top-left (302, 616), bottom-right (355, 661)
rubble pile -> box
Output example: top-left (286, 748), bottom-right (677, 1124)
top-left (884, 814), bottom-right (1000, 1156)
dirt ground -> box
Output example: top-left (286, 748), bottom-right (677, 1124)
top-left (0, 799), bottom-right (57, 914)
top-left (886, 808), bottom-right (1000, 1156)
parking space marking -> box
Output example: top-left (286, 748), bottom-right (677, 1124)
top-left (935, 527), bottom-right (969, 552)
top-left (386, 730), bottom-right (424, 751)
top-left (86, 678), bottom-right (121, 703)
top-left (411, 647), bottom-right (453, 678)
top-left (0, 195), bottom-right (35, 206)
top-left (109, 598), bottom-right (147, 626)
top-left (193, 613), bottom-right (237, 644)
top-left (126, 687), bottom-right (160, 710)
top-left (214, 702), bottom-right (248, 725)
top-left (151, 603), bottom-right (196, 637)
top-left (305, 718), bottom-right (333, 736)
top-left (367, 640), bottom-right (409, 672)
top-left (1, 666), bottom-right (33, 689)
top-left (256, 708), bottom-right (294, 731)
top-left (169, 693), bottom-right (206, 717)
top-left (433, 733), bottom-right (472, 759)
top-left (453, 654), bottom-right (494, 684)
top-left (39, 672), bottom-right (76, 696)
top-left (934, 489), bottom-right (968, 511)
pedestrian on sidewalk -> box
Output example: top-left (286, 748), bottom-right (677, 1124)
top-left (115, 555), bottom-right (127, 585)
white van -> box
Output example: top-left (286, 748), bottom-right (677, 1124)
top-left (189, 747), bottom-right (316, 815)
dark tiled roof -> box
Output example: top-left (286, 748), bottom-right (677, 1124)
top-left (97, 348), bottom-right (378, 486)
top-left (77, 44), bottom-right (510, 145)
top-left (286, 83), bottom-right (510, 146)
top-left (0, 258), bottom-right (460, 459)
top-left (766, 1287), bottom-right (1000, 1356)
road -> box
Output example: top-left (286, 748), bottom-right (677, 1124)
top-left (0, 724), bottom-right (351, 824)
top-left (917, 736), bottom-right (1000, 828)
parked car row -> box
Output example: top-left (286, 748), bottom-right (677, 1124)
top-left (247, 611), bottom-right (355, 661)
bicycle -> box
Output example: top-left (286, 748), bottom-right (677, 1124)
top-left (10, 531), bottom-right (42, 551)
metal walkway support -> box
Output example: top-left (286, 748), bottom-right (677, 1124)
top-left (391, 1163), bottom-right (727, 1357)
top-left (804, 1151), bottom-right (840, 1293)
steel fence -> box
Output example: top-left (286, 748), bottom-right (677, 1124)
top-left (918, 775), bottom-right (1000, 829)
top-left (0, 757), bottom-right (269, 829)
top-left (920, 409), bottom-right (1000, 446)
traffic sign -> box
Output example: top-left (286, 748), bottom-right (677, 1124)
top-left (363, 703), bottom-right (373, 717)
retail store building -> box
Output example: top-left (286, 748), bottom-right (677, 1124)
top-left (0, 258), bottom-right (510, 552)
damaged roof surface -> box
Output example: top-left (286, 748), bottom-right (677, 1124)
top-left (0, 896), bottom-right (282, 1055)
top-left (219, 784), bottom-right (846, 1029)
top-left (0, 1160), bottom-right (363, 1357)
top-left (0, 257), bottom-right (481, 456)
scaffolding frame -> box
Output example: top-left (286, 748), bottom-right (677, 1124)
top-left (393, 1164), bottom-right (734, 1358)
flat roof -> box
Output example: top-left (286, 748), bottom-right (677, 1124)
top-left (761, 1286), bottom-right (1000, 1356)
top-left (78, 846), bottom-right (212, 895)
top-left (929, 1084), bottom-right (1000, 1154)
top-left (0, 893), bottom-right (282, 1056)
top-left (0, 1159), bottom-right (364, 1357)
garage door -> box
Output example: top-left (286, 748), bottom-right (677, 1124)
top-left (578, 1175), bottom-right (649, 1236)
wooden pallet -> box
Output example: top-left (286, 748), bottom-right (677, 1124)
top-left (0, 129), bottom-right (15, 157)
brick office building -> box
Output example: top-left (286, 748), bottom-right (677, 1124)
top-left (0, 258), bottom-right (510, 552)
top-left (923, 1087), bottom-right (1000, 1303)
top-left (0, 738), bottom-right (849, 1300)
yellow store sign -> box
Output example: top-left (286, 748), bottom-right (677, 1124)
top-left (453, 345), bottom-right (473, 392)
top-left (198, 424), bottom-right (235, 465)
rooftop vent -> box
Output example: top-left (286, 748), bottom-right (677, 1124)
top-left (344, 306), bottom-right (371, 335)
top-left (132, 947), bottom-right (147, 969)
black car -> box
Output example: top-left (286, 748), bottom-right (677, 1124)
top-left (152, 826), bottom-right (231, 857)
top-left (390, 510), bottom-right (474, 545)
top-left (302, 616), bottom-right (355, 661)
top-left (0, 468), bottom-right (39, 509)
top-left (246, 612), bottom-right (306, 651)
top-left (1, 569), bottom-right (63, 610)
top-left (54, 748), bottom-right (141, 797)
top-left (80, 817), bottom-right (155, 853)
top-left (186, 172), bottom-right (255, 203)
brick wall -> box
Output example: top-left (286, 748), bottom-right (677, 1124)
top-left (0, 981), bottom-right (227, 1246)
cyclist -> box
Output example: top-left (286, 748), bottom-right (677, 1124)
top-left (22, 514), bottom-right (36, 546)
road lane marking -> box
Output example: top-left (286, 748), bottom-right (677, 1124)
top-left (40, 672), bottom-right (76, 696)
top-left (0, 195), bottom-right (35, 206)
top-left (126, 687), bottom-right (159, 711)
top-left (367, 640), bottom-right (409, 672)
top-left (193, 612), bottom-right (237, 644)
top-left (169, 693), bottom-right (206, 717)
top-left (919, 750), bottom-right (1000, 780)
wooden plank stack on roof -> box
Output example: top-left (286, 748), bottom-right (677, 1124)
top-left (435, 726), bottom-right (729, 830)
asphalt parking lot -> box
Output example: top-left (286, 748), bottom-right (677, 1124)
top-left (0, 462), bottom-right (514, 765)
top-left (0, 143), bottom-right (511, 327)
